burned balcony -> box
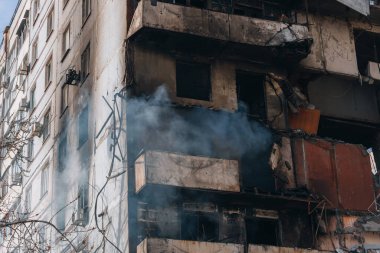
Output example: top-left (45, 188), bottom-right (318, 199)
top-left (248, 245), bottom-right (330, 253)
top-left (137, 238), bottom-right (244, 253)
top-left (127, 0), bottom-right (312, 63)
top-left (135, 150), bottom-right (240, 193)
top-left (137, 239), bottom-right (330, 253)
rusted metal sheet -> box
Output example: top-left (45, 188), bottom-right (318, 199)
top-left (294, 139), bottom-right (376, 211)
top-left (335, 144), bottom-right (376, 211)
top-left (135, 151), bottom-right (240, 193)
top-left (294, 139), bottom-right (339, 208)
top-left (137, 238), bottom-right (244, 253)
top-left (289, 109), bottom-right (320, 135)
top-left (248, 244), bottom-right (330, 253)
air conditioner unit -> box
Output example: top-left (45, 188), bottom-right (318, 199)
top-left (64, 69), bottom-right (80, 86)
top-left (11, 173), bottom-right (22, 185)
top-left (367, 61), bottom-right (380, 81)
top-left (19, 98), bottom-right (29, 111)
top-left (1, 76), bottom-right (10, 89)
top-left (72, 208), bottom-right (85, 226)
top-left (18, 64), bottom-right (30, 76)
top-left (31, 122), bottom-right (43, 137)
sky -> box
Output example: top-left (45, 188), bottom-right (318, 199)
top-left (0, 0), bottom-right (19, 40)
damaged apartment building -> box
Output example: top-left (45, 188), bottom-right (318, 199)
top-left (1, 0), bottom-right (380, 252)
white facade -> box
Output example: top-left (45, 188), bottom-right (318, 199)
top-left (0, 0), bottom-right (128, 252)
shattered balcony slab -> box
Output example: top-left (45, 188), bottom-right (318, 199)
top-left (137, 238), bottom-right (244, 253)
top-left (127, 0), bottom-right (312, 62)
top-left (249, 245), bottom-right (331, 253)
top-left (135, 150), bottom-right (240, 193)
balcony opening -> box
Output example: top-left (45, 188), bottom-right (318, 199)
top-left (354, 29), bottom-right (380, 77)
top-left (318, 116), bottom-right (380, 172)
top-left (176, 61), bottom-right (211, 101)
top-left (181, 211), bottom-right (219, 242)
top-left (162, 0), bottom-right (207, 8)
top-left (246, 216), bottom-right (279, 246)
top-left (236, 71), bottom-right (266, 120)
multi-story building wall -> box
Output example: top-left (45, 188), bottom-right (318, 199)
top-left (1, 0), bottom-right (380, 252)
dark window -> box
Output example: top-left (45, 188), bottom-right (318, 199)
top-left (354, 30), bottom-right (380, 75)
top-left (81, 43), bottom-right (90, 82)
top-left (181, 212), bottom-right (219, 242)
top-left (58, 135), bottom-right (67, 173)
top-left (82, 0), bottom-right (91, 24)
top-left (176, 61), bottom-right (211, 101)
top-left (78, 106), bottom-right (89, 148)
top-left (236, 71), bottom-right (266, 119)
top-left (246, 217), bottom-right (279, 246)
top-left (42, 109), bottom-right (50, 141)
top-left (61, 84), bottom-right (69, 114)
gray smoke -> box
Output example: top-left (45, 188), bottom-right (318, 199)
top-left (127, 86), bottom-right (273, 160)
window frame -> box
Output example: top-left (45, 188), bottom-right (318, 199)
top-left (81, 43), bottom-right (90, 83)
top-left (45, 56), bottom-right (53, 89)
top-left (46, 7), bottom-right (54, 40)
top-left (82, 0), bottom-right (91, 25)
top-left (42, 108), bottom-right (51, 142)
top-left (61, 84), bottom-right (69, 115)
top-left (78, 105), bottom-right (89, 148)
top-left (40, 163), bottom-right (49, 198)
top-left (63, 0), bottom-right (70, 9)
top-left (32, 0), bottom-right (40, 24)
top-left (25, 186), bottom-right (32, 213)
top-left (62, 24), bottom-right (70, 61)
top-left (31, 37), bottom-right (38, 68)
top-left (29, 84), bottom-right (36, 113)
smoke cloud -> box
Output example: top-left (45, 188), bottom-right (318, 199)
top-left (127, 86), bottom-right (273, 160)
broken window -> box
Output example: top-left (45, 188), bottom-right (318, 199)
top-left (181, 211), bottom-right (219, 241)
top-left (354, 30), bottom-right (380, 76)
top-left (176, 61), bottom-right (211, 101)
top-left (246, 215), bottom-right (280, 246)
top-left (236, 71), bottom-right (266, 119)
top-left (220, 211), bottom-right (244, 243)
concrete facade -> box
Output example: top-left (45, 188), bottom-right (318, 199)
top-left (0, 0), bottom-right (380, 253)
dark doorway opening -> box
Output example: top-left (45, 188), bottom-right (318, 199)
top-left (236, 71), bottom-right (266, 119)
top-left (246, 217), bottom-right (280, 246)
